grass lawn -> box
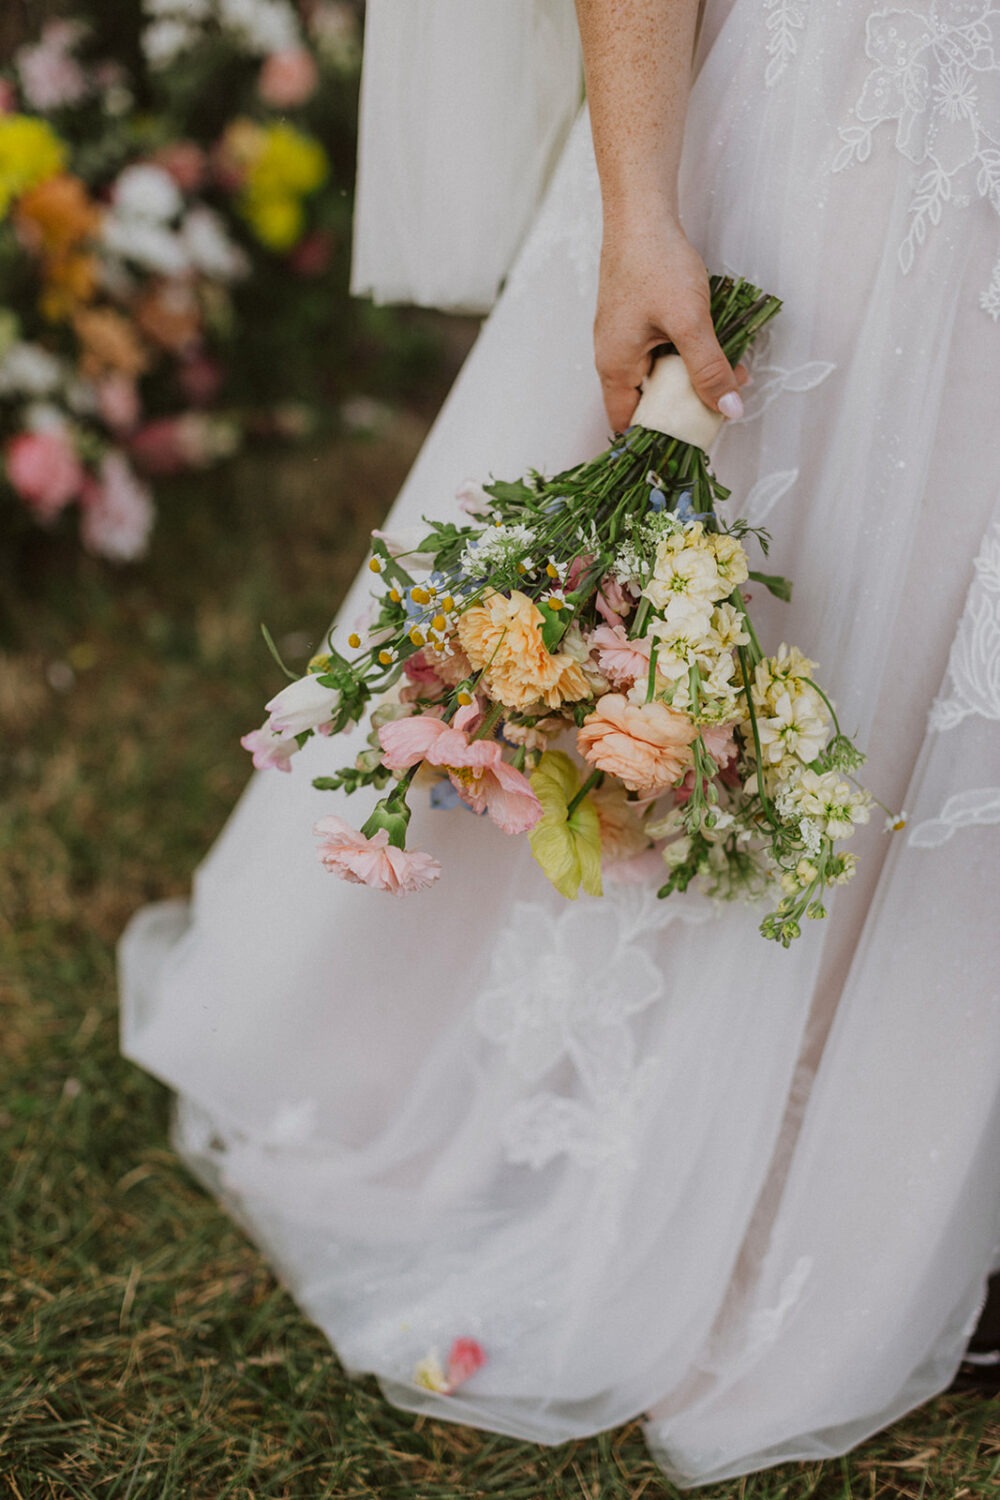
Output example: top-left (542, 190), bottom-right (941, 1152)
top-left (1, 388), bottom-right (998, 1499)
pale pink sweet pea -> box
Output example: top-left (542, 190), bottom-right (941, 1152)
top-left (588, 623), bottom-right (652, 689)
top-left (258, 48), bottom-right (319, 107)
top-left (378, 710), bottom-right (541, 834)
top-left (701, 721), bottom-right (738, 769)
top-left (315, 815), bottom-right (441, 894)
top-left (79, 452), bottom-right (155, 561)
top-left (455, 478), bottom-right (492, 516)
top-left (241, 723), bottom-right (299, 772)
top-left (595, 573), bottom-right (633, 624)
top-left (5, 429), bottom-right (84, 520)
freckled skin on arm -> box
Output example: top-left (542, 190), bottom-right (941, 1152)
top-left (574, 0), bottom-right (747, 430)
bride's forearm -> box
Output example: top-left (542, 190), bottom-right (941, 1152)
top-left (574, 0), bottom-right (701, 222)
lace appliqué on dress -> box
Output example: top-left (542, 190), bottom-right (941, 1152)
top-left (475, 889), bottom-right (708, 1175)
top-left (764, 0), bottom-right (812, 88)
top-left (910, 521), bottom-right (1000, 846)
top-left (833, 3), bottom-right (1000, 313)
top-left (928, 520), bottom-right (1000, 730)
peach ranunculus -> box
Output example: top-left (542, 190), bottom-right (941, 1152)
top-left (577, 693), bottom-right (698, 794)
top-left (378, 709), bottom-right (542, 835)
top-left (314, 815), bottom-right (441, 894)
top-left (456, 590), bottom-right (590, 711)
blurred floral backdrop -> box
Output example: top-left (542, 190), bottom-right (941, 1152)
top-left (0, 0), bottom-right (442, 563)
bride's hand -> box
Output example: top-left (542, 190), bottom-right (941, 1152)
top-left (594, 210), bottom-right (748, 433)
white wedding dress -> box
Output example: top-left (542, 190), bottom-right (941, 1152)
top-left (120, 0), bottom-right (1000, 1486)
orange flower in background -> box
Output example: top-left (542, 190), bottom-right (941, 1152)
top-left (16, 174), bottom-right (102, 321)
top-left (577, 693), bottom-right (698, 795)
top-left (16, 173), bottom-right (100, 255)
top-left (73, 306), bottom-right (149, 380)
top-left (457, 589), bottom-right (590, 711)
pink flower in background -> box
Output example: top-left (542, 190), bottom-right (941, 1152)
top-left (0, 79), bottom-right (17, 114)
top-left (17, 23), bottom-right (89, 111)
top-left (79, 452), bottom-right (154, 562)
top-left (378, 710), bottom-right (542, 834)
top-left (96, 374), bottom-right (141, 434)
top-left (5, 429), bottom-right (84, 520)
top-left (130, 414), bottom-right (233, 475)
top-left (289, 229), bottom-right (333, 277)
top-left (241, 724), bottom-right (299, 772)
top-left (178, 353), bottom-right (224, 406)
top-left (589, 623), bottom-right (652, 689)
top-left (455, 479), bottom-right (492, 516)
top-left (152, 140), bottom-right (206, 194)
top-left (315, 816), bottom-right (441, 894)
top-left (258, 48), bottom-right (319, 108)
top-left (445, 1338), bottom-right (486, 1391)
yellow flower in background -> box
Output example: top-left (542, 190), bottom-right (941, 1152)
top-left (243, 192), bottom-right (304, 252)
top-left (529, 751), bottom-right (603, 901)
top-left (0, 116), bottom-right (66, 217)
top-left (249, 123), bottom-right (327, 198)
top-left (238, 122), bottom-right (327, 251)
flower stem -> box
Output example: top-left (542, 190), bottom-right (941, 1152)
top-left (566, 769), bottom-right (603, 818)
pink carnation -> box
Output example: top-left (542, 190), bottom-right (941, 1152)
top-left (588, 623), bottom-right (652, 689)
top-left (258, 48), bottom-right (319, 108)
top-left (314, 816), bottom-right (441, 894)
top-left (79, 453), bottom-right (154, 562)
top-left (5, 430), bottom-right (84, 520)
top-left (378, 711), bottom-right (541, 835)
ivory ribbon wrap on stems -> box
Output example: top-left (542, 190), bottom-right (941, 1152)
top-left (631, 355), bottom-right (726, 450)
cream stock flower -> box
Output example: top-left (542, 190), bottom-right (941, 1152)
top-left (755, 687), bottom-right (829, 766)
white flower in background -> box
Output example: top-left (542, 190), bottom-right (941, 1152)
top-left (219, 0), bottom-right (301, 54)
top-left (102, 217), bottom-right (190, 276)
top-left (309, 1), bottom-right (361, 69)
top-left (142, 18), bottom-right (196, 68)
top-left (180, 206), bottom-right (250, 281)
top-left (113, 164), bottom-right (183, 223)
top-left (0, 342), bottom-right (64, 398)
top-left (143, 0), bottom-right (211, 15)
top-left (23, 401), bottom-right (70, 434)
top-left (64, 377), bottom-right (99, 416)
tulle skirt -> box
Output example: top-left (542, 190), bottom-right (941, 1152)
top-left (120, 1), bottom-right (1000, 1485)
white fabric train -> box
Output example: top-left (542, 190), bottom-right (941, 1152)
top-left (121, 0), bottom-right (1000, 1486)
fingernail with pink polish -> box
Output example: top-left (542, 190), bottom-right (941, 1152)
top-left (718, 391), bottom-right (744, 420)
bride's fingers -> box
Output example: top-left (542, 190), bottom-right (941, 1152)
top-left (598, 363), bottom-right (644, 433)
top-left (669, 319), bottom-right (743, 418)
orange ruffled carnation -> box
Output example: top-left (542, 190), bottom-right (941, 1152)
top-left (456, 589), bottom-right (589, 711)
top-left (577, 693), bottom-right (698, 794)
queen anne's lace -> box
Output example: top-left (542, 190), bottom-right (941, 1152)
top-left (832, 2), bottom-right (1000, 312)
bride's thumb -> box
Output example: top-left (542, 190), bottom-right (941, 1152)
top-left (671, 325), bottom-right (744, 420)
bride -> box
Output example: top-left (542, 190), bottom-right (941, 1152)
top-left (120, 0), bottom-right (1000, 1486)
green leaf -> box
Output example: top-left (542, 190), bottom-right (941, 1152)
top-left (748, 570), bottom-right (793, 603)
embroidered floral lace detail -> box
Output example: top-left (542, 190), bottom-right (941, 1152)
top-left (764, 0), bottom-right (812, 88)
top-left (908, 785), bottom-right (1000, 844)
top-left (729, 328), bottom-right (837, 424)
top-left (475, 889), bottom-right (708, 1173)
top-left (833, 2), bottom-right (1000, 310)
top-left (928, 520), bottom-right (1000, 729)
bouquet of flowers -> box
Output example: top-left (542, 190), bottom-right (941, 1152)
top-left (0, 3), bottom-right (362, 560)
top-left (246, 276), bottom-right (877, 945)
